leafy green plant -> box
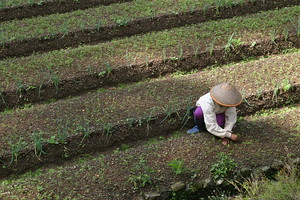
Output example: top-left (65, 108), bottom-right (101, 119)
top-left (116, 19), bottom-right (128, 26)
top-left (282, 78), bottom-right (292, 92)
top-left (167, 159), bottom-right (186, 175)
top-left (128, 158), bottom-right (154, 190)
top-left (32, 131), bottom-right (46, 159)
top-left (210, 152), bottom-right (237, 180)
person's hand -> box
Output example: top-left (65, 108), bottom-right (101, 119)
top-left (230, 133), bottom-right (238, 141)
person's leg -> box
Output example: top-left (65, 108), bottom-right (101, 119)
top-left (193, 106), bottom-right (206, 131)
top-left (216, 113), bottom-right (225, 128)
top-left (187, 106), bottom-right (205, 134)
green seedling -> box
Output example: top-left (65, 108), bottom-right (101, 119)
top-left (208, 40), bottom-right (215, 56)
top-left (127, 118), bottom-right (136, 135)
top-left (210, 152), bottom-right (238, 180)
top-left (290, 16), bottom-right (300, 37)
top-left (144, 115), bottom-right (157, 136)
top-left (78, 119), bottom-right (91, 144)
top-left (116, 19), bottom-right (128, 26)
top-left (8, 138), bottom-right (26, 165)
top-left (163, 47), bottom-right (167, 62)
top-left (282, 79), bottom-right (292, 92)
top-left (95, 19), bottom-right (102, 31)
top-left (50, 74), bottom-right (60, 94)
top-left (27, 0), bottom-right (35, 6)
top-left (57, 120), bottom-right (68, 144)
top-left (224, 32), bottom-right (235, 53)
top-left (161, 104), bottom-right (175, 123)
top-left (61, 22), bottom-right (69, 36)
top-left (178, 44), bottom-right (184, 60)
top-left (32, 131), bottom-right (46, 159)
top-left (102, 123), bottom-right (113, 141)
top-left (128, 158), bottom-right (154, 190)
top-left (283, 28), bottom-right (289, 41)
top-left (167, 159), bottom-right (186, 175)
top-left (180, 96), bottom-right (193, 130)
top-left (38, 82), bottom-right (44, 98)
top-left (269, 29), bottom-right (277, 44)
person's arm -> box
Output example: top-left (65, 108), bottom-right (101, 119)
top-left (224, 107), bottom-right (237, 132)
top-left (202, 104), bottom-right (232, 139)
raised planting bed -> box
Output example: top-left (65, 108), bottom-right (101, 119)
top-left (0, 50), bottom-right (299, 178)
top-left (0, 0), bottom-right (133, 22)
top-left (0, 104), bottom-right (299, 199)
top-left (0, 5), bottom-right (300, 111)
top-left (0, 0), bottom-right (299, 58)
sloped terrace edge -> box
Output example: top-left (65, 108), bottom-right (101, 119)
top-left (140, 157), bottom-right (300, 200)
top-left (1, 0), bottom-right (299, 59)
top-left (0, 0), bottom-right (133, 22)
top-left (0, 83), bottom-right (299, 179)
top-left (0, 35), bottom-right (299, 112)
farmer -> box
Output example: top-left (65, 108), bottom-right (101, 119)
top-left (187, 83), bottom-right (242, 145)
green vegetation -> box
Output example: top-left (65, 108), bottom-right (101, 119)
top-left (0, 0), bottom-right (247, 42)
top-left (233, 163), bottom-right (300, 200)
top-left (167, 159), bottom-right (186, 175)
top-left (1, 6), bottom-right (299, 91)
top-left (210, 152), bottom-right (238, 180)
top-left (0, 49), bottom-right (299, 156)
top-left (0, 105), bottom-right (299, 199)
top-left (128, 158), bottom-right (154, 190)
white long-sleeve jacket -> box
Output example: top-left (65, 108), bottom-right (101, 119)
top-left (196, 93), bottom-right (237, 138)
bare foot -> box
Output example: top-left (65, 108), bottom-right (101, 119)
top-left (222, 138), bottom-right (229, 145)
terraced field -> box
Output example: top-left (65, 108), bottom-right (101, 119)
top-left (0, 0), bottom-right (299, 199)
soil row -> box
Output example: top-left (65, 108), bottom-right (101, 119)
top-left (1, 35), bottom-right (299, 112)
top-left (1, 104), bottom-right (300, 199)
top-left (0, 0), bottom-right (133, 22)
top-left (1, 0), bottom-right (299, 59)
top-left (0, 83), bottom-right (299, 179)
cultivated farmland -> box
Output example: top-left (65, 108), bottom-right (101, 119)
top-left (0, 0), bottom-right (299, 199)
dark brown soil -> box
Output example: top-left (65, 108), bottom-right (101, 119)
top-left (0, 82), bottom-right (299, 179)
top-left (1, 35), bottom-right (299, 112)
top-left (0, 0), bottom-right (133, 22)
top-left (1, 0), bottom-right (299, 59)
top-left (0, 104), bottom-right (299, 199)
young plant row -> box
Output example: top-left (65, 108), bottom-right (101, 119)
top-left (0, 0), bottom-right (248, 42)
top-left (0, 104), bottom-right (299, 199)
top-left (0, 6), bottom-right (299, 111)
top-left (1, 0), bottom-right (299, 59)
top-left (0, 50), bottom-right (299, 177)
top-left (0, 0), bottom-right (133, 22)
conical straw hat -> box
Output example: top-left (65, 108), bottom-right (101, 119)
top-left (210, 83), bottom-right (242, 107)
